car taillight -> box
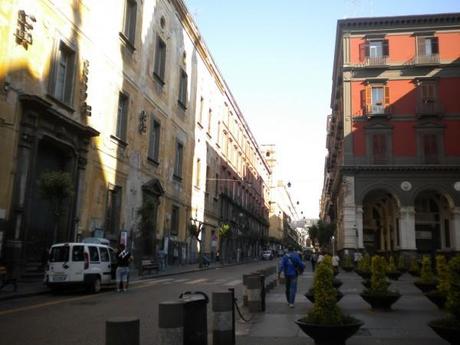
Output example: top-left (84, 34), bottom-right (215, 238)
top-left (84, 252), bottom-right (89, 269)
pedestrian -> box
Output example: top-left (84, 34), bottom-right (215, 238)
top-left (310, 252), bottom-right (317, 272)
top-left (332, 254), bottom-right (340, 274)
top-left (353, 251), bottom-right (362, 267)
top-left (116, 243), bottom-right (132, 292)
top-left (317, 251), bottom-right (325, 264)
top-left (278, 246), bottom-right (305, 308)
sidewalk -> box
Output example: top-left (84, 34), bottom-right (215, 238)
top-left (236, 266), bottom-right (450, 345)
top-left (0, 259), bottom-right (241, 302)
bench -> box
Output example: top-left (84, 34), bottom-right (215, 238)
top-left (140, 258), bottom-right (159, 276)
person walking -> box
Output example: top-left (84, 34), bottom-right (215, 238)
top-left (332, 254), bottom-right (340, 274)
top-left (310, 252), bottom-right (318, 272)
top-left (278, 247), bottom-right (305, 308)
top-left (116, 243), bottom-right (132, 292)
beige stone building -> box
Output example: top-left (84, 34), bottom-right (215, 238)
top-left (0, 0), bottom-right (270, 276)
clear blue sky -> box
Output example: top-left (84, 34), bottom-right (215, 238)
top-left (184, 0), bottom-right (460, 219)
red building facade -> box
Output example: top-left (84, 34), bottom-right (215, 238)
top-left (321, 13), bottom-right (460, 256)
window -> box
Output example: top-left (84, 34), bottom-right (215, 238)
top-left (154, 37), bottom-right (166, 83)
top-left (416, 81), bottom-right (440, 115)
top-left (359, 39), bottom-right (389, 65)
top-left (122, 0), bottom-right (137, 45)
top-left (100, 247), bottom-right (110, 262)
top-left (72, 246), bottom-right (84, 262)
top-left (106, 185), bottom-right (122, 234)
top-left (361, 85), bottom-right (390, 115)
top-left (198, 97), bottom-right (204, 125)
top-left (207, 109), bottom-right (212, 135)
top-left (178, 69), bottom-right (188, 108)
top-left (171, 205), bottom-right (179, 236)
top-left (173, 141), bottom-right (183, 179)
top-left (88, 246), bottom-right (100, 263)
top-left (148, 119), bottom-right (160, 162)
top-left (195, 158), bottom-right (201, 187)
top-left (423, 134), bottom-right (439, 164)
top-left (115, 92), bottom-right (129, 141)
top-left (50, 41), bottom-right (76, 105)
top-left (49, 246), bottom-right (69, 262)
top-left (372, 134), bottom-right (387, 164)
top-left (416, 36), bottom-right (439, 63)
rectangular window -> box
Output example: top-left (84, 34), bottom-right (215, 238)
top-left (154, 37), bottom-right (166, 83)
top-left (207, 109), bottom-right (212, 135)
top-left (423, 134), bottom-right (439, 164)
top-left (371, 87), bottom-right (384, 114)
top-left (171, 205), bottom-right (179, 236)
top-left (360, 39), bottom-right (388, 65)
top-left (100, 247), bottom-right (110, 262)
top-left (72, 246), bottom-right (84, 262)
top-left (148, 119), bottom-right (160, 162)
top-left (88, 246), bottom-right (100, 263)
top-left (123, 0), bottom-right (137, 44)
top-left (106, 185), bottom-right (122, 234)
top-left (198, 97), bottom-right (204, 125)
top-left (417, 81), bottom-right (440, 115)
top-left (178, 69), bottom-right (188, 109)
top-left (115, 92), bottom-right (129, 141)
top-left (416, 36), bottom-right (439, 64)
top-left (52, 41), bottom-right (76, 105)
top-left (174, 141), bottom-right (184, 179)
top-left (372, 134), bottom-right (387, 164)
top-left (195, 158), bottom-right (201, 187)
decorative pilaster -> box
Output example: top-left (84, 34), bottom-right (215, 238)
top-left (399, 206), bottom-right (417, 250)
top-left (451, 207), bottom-right (460, 251)
top-left (356, 205), bottom-right (364, 249)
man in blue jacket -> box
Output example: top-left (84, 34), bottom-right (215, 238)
top-left (278, 247), bottom-right (305, 308)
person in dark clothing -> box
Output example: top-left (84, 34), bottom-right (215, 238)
top-left (310, 252), bottom-right (317, 272)
top-left (278, 247), bottom-right (305, 308)
top-left (116, 243), bottom-right (132, 292)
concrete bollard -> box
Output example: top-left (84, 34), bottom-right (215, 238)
top-left (242, 274), bottom-right (251, 306)
top-left (246, 274), bottom-right (264, 312)
top-left (158, 300), bottom-right (184, 345)
top-left (180, 292), bottom-right (209, 345)
top-left (212, 291), bottom-right (234, 345)
top-left (106, 317), bottom-right (140, 345)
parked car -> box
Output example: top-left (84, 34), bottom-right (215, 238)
top-left (262, 250), bottom-right (274, 260)
top-left (44, 241), bottom-right (117, 293)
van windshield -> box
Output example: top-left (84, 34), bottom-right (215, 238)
top-left (49, 246), bottom-right (70, 262)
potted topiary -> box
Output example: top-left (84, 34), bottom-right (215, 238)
top-left (408, 256), bottom-right (420, 277)
top-left (296, 261), bottom-right (363, 345)
top-left (386, 256), bottom-right (401, 281)
top-left (360, 256), bottom-right (401, 310)
top-left (397, 255), bottom-right (408, 273)
top-left (428, 256), bottom-right (460, 345)
top-left (305, 256), bottom-right (343, 303)
top-left (355, 254), bottom-right (371, 280)
top-left (414, 256), bottom-right (437, 293)
top-left (425, 255), bottom-right (449, 309)
top-left (341, 255), bottom-right (354, 272)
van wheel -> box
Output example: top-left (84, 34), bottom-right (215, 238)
top-left (91, 277), bottom-right (101, 293)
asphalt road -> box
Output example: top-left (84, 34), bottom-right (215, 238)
top-left (0, 260), bottom-right (276, 345)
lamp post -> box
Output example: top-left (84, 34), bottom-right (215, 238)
top-left (332, 235), bottom-right (335, 256)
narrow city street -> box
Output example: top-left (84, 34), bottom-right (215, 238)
top-left (0, 261), bottom-right (275, 345)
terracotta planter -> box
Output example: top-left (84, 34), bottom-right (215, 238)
top-left (304, 289), bottom-right (344, 304)
top-left (295, 318), bottom-right (363, 345)
top-left (425, 291), bottom-right (447, 309)
top-left (386, 271), bottom-right (401, 281)
top-left (428, 319), bottom-right (460, 345)
top-left (360, 291), bottom-right (401, 310)
top-left (414, 280), bottom-right (437, 293)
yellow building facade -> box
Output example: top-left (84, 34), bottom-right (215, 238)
top-left (0, 0), bottom-right (269, 275)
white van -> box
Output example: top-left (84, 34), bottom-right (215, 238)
top-left (44, 242), bottom-right (117, 293)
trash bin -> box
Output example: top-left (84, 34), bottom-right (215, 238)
top-left (179, 291), bottom-right (209, 345)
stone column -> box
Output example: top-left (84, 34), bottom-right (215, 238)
top-left (356, 206), bottom-right (364, 249)
top-left (451, 207), bottom-right (460, 251)
top-left (342, 176), bottom-right (358, 249)
top-left (399, 207), bottom-right (417, 251)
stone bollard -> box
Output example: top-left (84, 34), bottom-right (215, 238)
top-left (212, 291), bottom-right (234, 345)
top-left (106, 317), bottom-right (140, 345)
top-left (246, 274), bottom-right (264, 312)
top-left (242, 274), bottom-right (251, 306)
top-left (158, 300), bottom-right (184, 345)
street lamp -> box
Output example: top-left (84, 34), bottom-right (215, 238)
top-left (331, 235), bottom-right (335, 256)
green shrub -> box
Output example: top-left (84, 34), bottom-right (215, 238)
top-left (323, 255), bottom-right (332, 267)
top-left (436, 255), bottom-right (449, 296)
top-left (409, 256), bottom-right (420, 275)
top-left (342, 255), bottom-right (353, 268)
top-left (397, 255), bottom-right (407, 271)
top-left (419, 256), bottom-right (435, 284)
top-left (306, 261), bottom-right (343, 325)
top-left (387, 256), bottom-right (397, 273)
top-left (357, 254), bottom-right (371, 273)
top-left (369, 256), bottom-right (390, 294)
top-left (446, 256), bottom-right (460, 319)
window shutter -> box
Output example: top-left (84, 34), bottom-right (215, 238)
top-left (360, 89), bottom-right (366, 111)
top-left (417, 36), bottom-right (425, 56)
top-left (359, 42), bottom-right (369, 62)
top-left (382, 40), bottom-right (389, 56)
top-left (431, 37), bottom-right (439, 54)
top-left (384, 86), bottom-right (390, 106)
top-left (365, 85), bottom-right (371, 112)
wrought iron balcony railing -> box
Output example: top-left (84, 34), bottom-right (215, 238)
top-left (416, 100), bottom-right (443, 116)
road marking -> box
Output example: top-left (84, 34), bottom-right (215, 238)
top-left (142, 278), bottom-right (174, 285)
top-left (185, 278), bottom-right (207, 284)
top-left (224, 279), bottom-right (242, 286)
top-left (173, 279), bottom-right (189, 283)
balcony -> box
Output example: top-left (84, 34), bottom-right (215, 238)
top-left (363, 104), bottom-right (392, 117)
top-left (416, 100), bottom-right (443, 117)
top-left (414, 54), bottom-right (440, 65)
top-left (363, 56), bottom-right (388, 67)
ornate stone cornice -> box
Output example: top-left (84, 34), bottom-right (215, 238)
top-left (340, 165), bottom-right (460, 174)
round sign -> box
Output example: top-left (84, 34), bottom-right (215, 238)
top-left (400, 181), bottom-right (412, 192)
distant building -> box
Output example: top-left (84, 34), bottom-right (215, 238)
top-left (321, 13), bottom-right (460, 256)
